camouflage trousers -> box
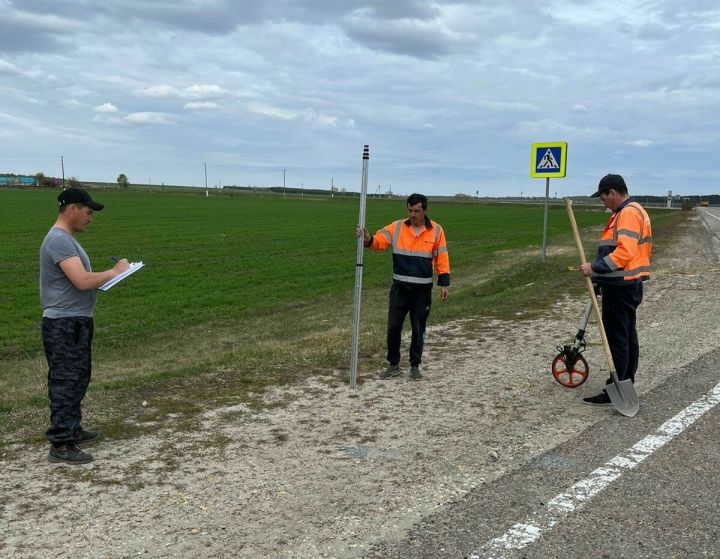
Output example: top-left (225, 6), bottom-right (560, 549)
top-left (42, 316), bottom-right (94, 445)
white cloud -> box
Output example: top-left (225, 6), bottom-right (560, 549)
top-left (0, 111), bottom-right (35, 127)
top-left (4, 7), bottom-right (74, 33)
top-left (515, 118), bottom-right (613, 139)
top-left (94, 102), bottom-right (119, 113)
top-left (0, 86), bottom-right (46, 105)
top-left (247, 102), bottom-right (302, 120)
top-left (475, 99), bottom-right (536, 112)
top-left (124, 112), bottom-right (173, 125)
top-left (246, 102), bottom-right (339, 126)
top-left (545, 0), bottom-right (666, 26)
top-left (135, 84), bottom-right (230, 100)
top-left (573, 104), bottom-right (588, 112)
top-left (61, 99), bottom-right (84, 107)
top-left (343, 7), bottom-right (475, 58)
top-left (627, 139), bottom-right (654, 147)
top-left (0, 58), bottom-right (45, 79)
top-left (314, 114), bottom-right (338, 126)
top-left (20, 94), bottom-right (45, 105)
top-left (136, 85), bottom-right (178, 98)
top-left (183, 84), bottom-right (229, 99)
top-left (0, 59), bottom-right (23, 75)
top-left (184, 101), bottom-right (221, 110)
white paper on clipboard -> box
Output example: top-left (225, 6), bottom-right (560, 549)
top-left (98, 262), bottom-right (144, 291)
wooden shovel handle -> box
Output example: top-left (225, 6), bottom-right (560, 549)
top-left (565, 199), bottom-right (618, 377)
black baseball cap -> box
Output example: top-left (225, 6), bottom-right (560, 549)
top-left (57, 188), bottom-right (104, 211)
top-left (591, 174), bottom-right (626, 198)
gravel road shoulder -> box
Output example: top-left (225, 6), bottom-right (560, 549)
top-left (2, 211), bottom-right (719, 559)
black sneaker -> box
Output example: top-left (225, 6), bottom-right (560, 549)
top-left (409, 366), bottom-right (422, 380)
top-left (379, 364), bottom-right (401, 379)
top-left (48, 443), bottom-right (94, 465)
top-left (74, 428), bottom-right (100, 443)
top-left (582, 391), bottom-right (612, 406)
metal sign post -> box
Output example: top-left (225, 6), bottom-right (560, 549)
top-left (350, 145), bottom-right (369, 389)
top-left (530, 141), bottom-right (568, 262)
top-left (542, 177), bottom-right (550, 261)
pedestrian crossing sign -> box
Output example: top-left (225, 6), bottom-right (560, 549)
top-left (530, 142), bottom-right (567, 178)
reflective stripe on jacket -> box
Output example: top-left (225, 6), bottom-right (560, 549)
top-left (370, 218), bottom-right (450, 287)
top-left (592, 199), bottom-right (652, 285)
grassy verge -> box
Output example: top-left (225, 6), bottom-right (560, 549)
top-left (0, 191), bottom-right (683, 447)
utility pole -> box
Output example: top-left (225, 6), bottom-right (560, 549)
top-left (283, 167), bottom-right (286, 196)
top-left (61, 155), bottom-right (65, 189)
top-left (204, 162), bottom-right (208, 198)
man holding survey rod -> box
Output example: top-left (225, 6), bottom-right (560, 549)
top-left (358, 193), bottom-right (450, 380)
top-left (40, 187), bottom-right (129, 464)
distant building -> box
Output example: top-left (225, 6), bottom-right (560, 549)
top-left (0, 174), bottom-right (36, 186)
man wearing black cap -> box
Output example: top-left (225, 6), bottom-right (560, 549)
top-left (579, 174), bottom-right (652, 406)
top-left (40, 188), bottom-right (129, 464)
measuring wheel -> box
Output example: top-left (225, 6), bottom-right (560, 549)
top-left (551, 350), bottom-right (589, 388)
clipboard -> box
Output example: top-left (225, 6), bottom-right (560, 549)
top-left (98, 262), bottom-right (144, 291)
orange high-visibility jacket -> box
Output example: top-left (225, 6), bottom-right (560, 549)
top-left (591, 199), bottom-right (652, 285)
top-left (368, 218), bottom-right (450, 287)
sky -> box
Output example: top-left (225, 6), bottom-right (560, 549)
top-left (1, 0), bottom-right (719, 197)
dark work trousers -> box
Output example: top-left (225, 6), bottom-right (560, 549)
top-left (387, 283), bottom-right (432, 367)
top-left (42, 316), bottom-right (94, 445)
top-left (601, 282), bottom-right (644, 383)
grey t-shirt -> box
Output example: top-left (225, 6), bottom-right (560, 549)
top-left (40, 227), bottom-right (97, 318)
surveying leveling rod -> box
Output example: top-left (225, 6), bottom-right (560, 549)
top-left (350, 145), bottom-right (369, 389)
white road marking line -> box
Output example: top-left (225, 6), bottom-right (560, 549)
top-left (702, 210), bottom-right (720, 221)
top-left (469, 382), bottom-right (720, 559)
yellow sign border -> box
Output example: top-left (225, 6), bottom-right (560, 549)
top-left (530, 141), bottom-right (567, 178)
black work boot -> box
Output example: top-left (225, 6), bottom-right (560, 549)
top-left (379, 364), bottom-right (401, 379)
top-left (582, 391), bottom-right (612, 406)
top-left (48, 443), bottom-right (94, 465)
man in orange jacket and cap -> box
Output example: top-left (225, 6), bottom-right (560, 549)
top-left (358, 193), bottom-right (450, 380)
top-left (580, 174), bottom-right (652, 406)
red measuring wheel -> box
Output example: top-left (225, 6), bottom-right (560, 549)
top-left (551, 351), bottom-right (589, 388)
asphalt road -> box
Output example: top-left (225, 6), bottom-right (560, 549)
top-left (699, 206), bottom-right (720, 238)
top-left (363, 208), bottom-right (720, 559)
top-left (364, 347), bottom-right (720, 559)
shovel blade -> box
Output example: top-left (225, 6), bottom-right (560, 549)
top-left (606, 379), bottom-right (639, 417)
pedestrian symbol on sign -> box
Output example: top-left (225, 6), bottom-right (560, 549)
top-left (530, 142), bottom-right (566, 178)
top-left (538, 148), bottom-right (560, 170)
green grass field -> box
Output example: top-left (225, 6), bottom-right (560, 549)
top-left (0, 188), bottom-right (680, 443)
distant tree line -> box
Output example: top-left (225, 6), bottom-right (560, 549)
top-left (0, 171), bottom-right (134, 190)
